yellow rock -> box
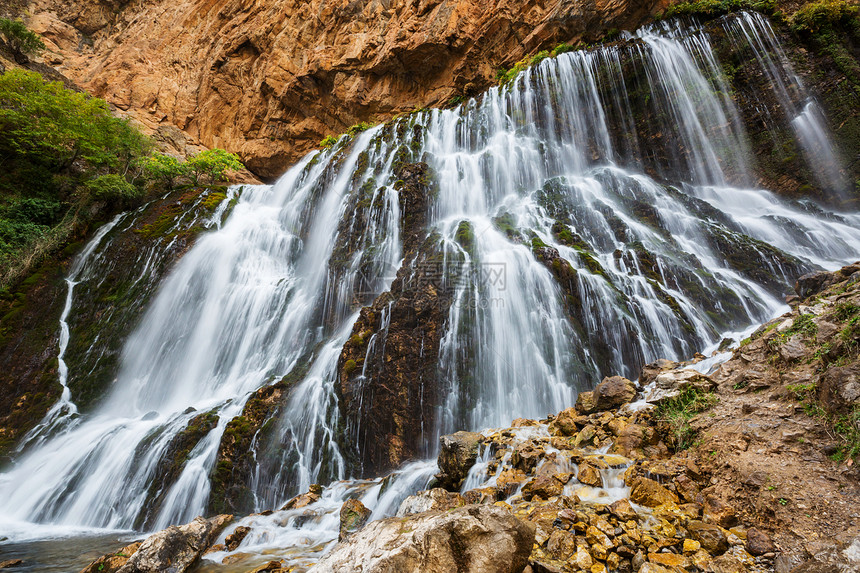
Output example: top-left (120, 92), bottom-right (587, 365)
top-left (591, 563), bottom-right (607, 573)
top-left (683, 539), bottom-right (701, 553)
top-left (591, 542), bottom-right (609, 560)
top-left (574, 546), bottom-right (593, 570)
top-left (691, 549), bottom-right (712, 570)
top-left (648, 552), bottom-right (689, 568)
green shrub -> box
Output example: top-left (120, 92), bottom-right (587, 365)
top-left (790, 0), bottom-right (859, 34)
top-left (320, 135), bottom-right (338, 149)
top-left (656, 387), bottom-right (719, 450)
top-left (0, 18), bottom-right (45, 60)
top-left (142, 153), bottom-right (185, 187)
top-left (346, 122), bottom-right (373, 136)
top-left (185, 148), bottom-right (244, 185)
top-left (84, 174), bottom-right (142, 206)
top-left (660, 0), bottom-right (776, 19)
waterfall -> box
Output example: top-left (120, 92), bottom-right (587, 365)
top-left (0, 12), bottom-right (858, 561)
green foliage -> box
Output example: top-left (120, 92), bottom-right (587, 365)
top-left (346, 122), bottom-right (373, 136)
top-left (659, 0), bottom-right (776, 19)
top-left (551, 43), bottom-right (574, 57)
top-left (320, 135), bottom-right (338, 149)
top-left (84, 174), bottom-right (142, 206)
top-left (142, 153), bottom-right (184, 186)
top-left (831, 407), bottom-right (860, 461)
top-left (0, 69), bottom-right (152, 174)
top-left (0, 18), bottom-right (45, 59)
top-left (790, 0), bottom-right (859, 34)
top-left (0, 68), bottom-right (244, 286)
top-left (185, 149), bottom-right (244, 185)
top-left (834, 302), bottom-right (860, 322)
top-left (656, 387), bottom-right (719, 450)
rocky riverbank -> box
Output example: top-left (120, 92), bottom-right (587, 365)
top-left (77, 262), bottom-right (860, 572)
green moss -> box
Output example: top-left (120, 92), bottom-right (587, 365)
top-left (455, 221), bottom-right (476, 253)
top-left (320, 135), bottom-right (338, 149)
top-left (492, 212), bottom-right (521, 241)
top-left (659, 0), bottom-right (776, 20)
top-left (343, 359), bottom-right (358, 377)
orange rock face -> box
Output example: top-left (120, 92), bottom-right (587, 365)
top-left (24, 0), bottom-right (663, 178)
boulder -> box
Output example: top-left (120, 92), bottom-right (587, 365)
top-left (84, 514), bottom-right (233, 573)
top-left (629, 477), bottom-right (679, 507)
top-left (308, 505), bottom-right (535, 573)
top-left (397, 488), bottom-right (466, 516)
top-left (608, 498), bottom-right (638, 521)
top-left (575, 391), bottom-right (597, 414)
top-left (522, 475), bottom-right (564, 500)
top-left (577, 462), bottom-right (603, 487)
top-left (639, 359), bottom-right (680, 386)
top-left (436, 431), bottom-right (484, 490)
top-left (686, 520), bottom-right (728, 555)
top-left (512, 442), bottom-right (543, 473)
top-left (281, 484), bottom-right (323, 510)
top-left (224, 525), bottom-right (250, 551)
top-left (795, 270), bottom-right (836, 299)
top-left (594, 376), bottom-right (637, 410)
top-left (548, 407), bottom-right (586, 436)
top-left (819, 364), bottom-right (860, 415)
top-left (703, 495), bottom-right (737, 528)
top-left (745, 527), bottom-right (776, 556)
top-left (340, 499), bottom-right (372, 540)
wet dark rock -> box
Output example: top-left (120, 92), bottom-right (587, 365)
top-left (224, 525), bottom-right (251, 551)
top-left (339, 499), bottom-right (372, 541)
top-left (436, 431), bottom-right (483, 490)
top-left (335, 163), bottom-right (451, 476)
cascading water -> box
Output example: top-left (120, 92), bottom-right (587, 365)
top-left (0, 10), bottom-right (859, 571)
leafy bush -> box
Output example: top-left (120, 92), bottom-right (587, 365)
top-left (84, 174), bottom-right (142, 206)
top-left (142, 153), bottom-right (185, 186)
top-left (0, 69), bottom-right (152, 175)
top-left (660, 0), bottom-right (776, 19)
top-left (185, 149), bottom-right (244, 184)
top-left (0, 18), bottom-right (45, 60)
top-left (319, 135), bottom-right (338, 149)
top-left (790, 0), bottom-right (859, 34)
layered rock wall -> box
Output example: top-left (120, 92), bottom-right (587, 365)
top-left (21, 0), bottom-right (664, 178)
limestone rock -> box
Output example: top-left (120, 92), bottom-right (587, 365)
top-left (219, 526), bottom-right (248, 552)
top-left (281, 484), bottom-right (322, 510)
top-left (686, 520), bottom-right (728, 555)
top-left (436, 431), bottom-right (484, 490)
top-left (27, 0), bottom-right (665, 179)
top-left (629, 477), bottom-right (679, 507)
top-left (522, 475), bottom-right (564, 501)
top-left (340, 498), bottom-right (372, 541)
top-left (608, 498), bottom-right (639, 521)
top-left (576, 391), bottom-right (597, 414)
top-left (577, 462), bottom-right (603, 487)
top-left (308, 505), bottom-right (535, 573)
top-left (594, 375), bottom-right (638, 410)
top-left (79, 542), bottom-right (142, 573)
top-left (397, 488), bottom-right (466, 516)
top-left (703, 495), bottom-right (737, 528)
top-left (820, 363), bottom-right (860, 415)
top-left (102, 514), bottom-right (232, 573)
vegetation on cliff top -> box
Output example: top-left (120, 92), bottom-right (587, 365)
top-left (0, 65), bottom-right (244, 289)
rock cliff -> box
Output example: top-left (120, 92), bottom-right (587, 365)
top-left (19, 0), bottom-right (664, 178)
